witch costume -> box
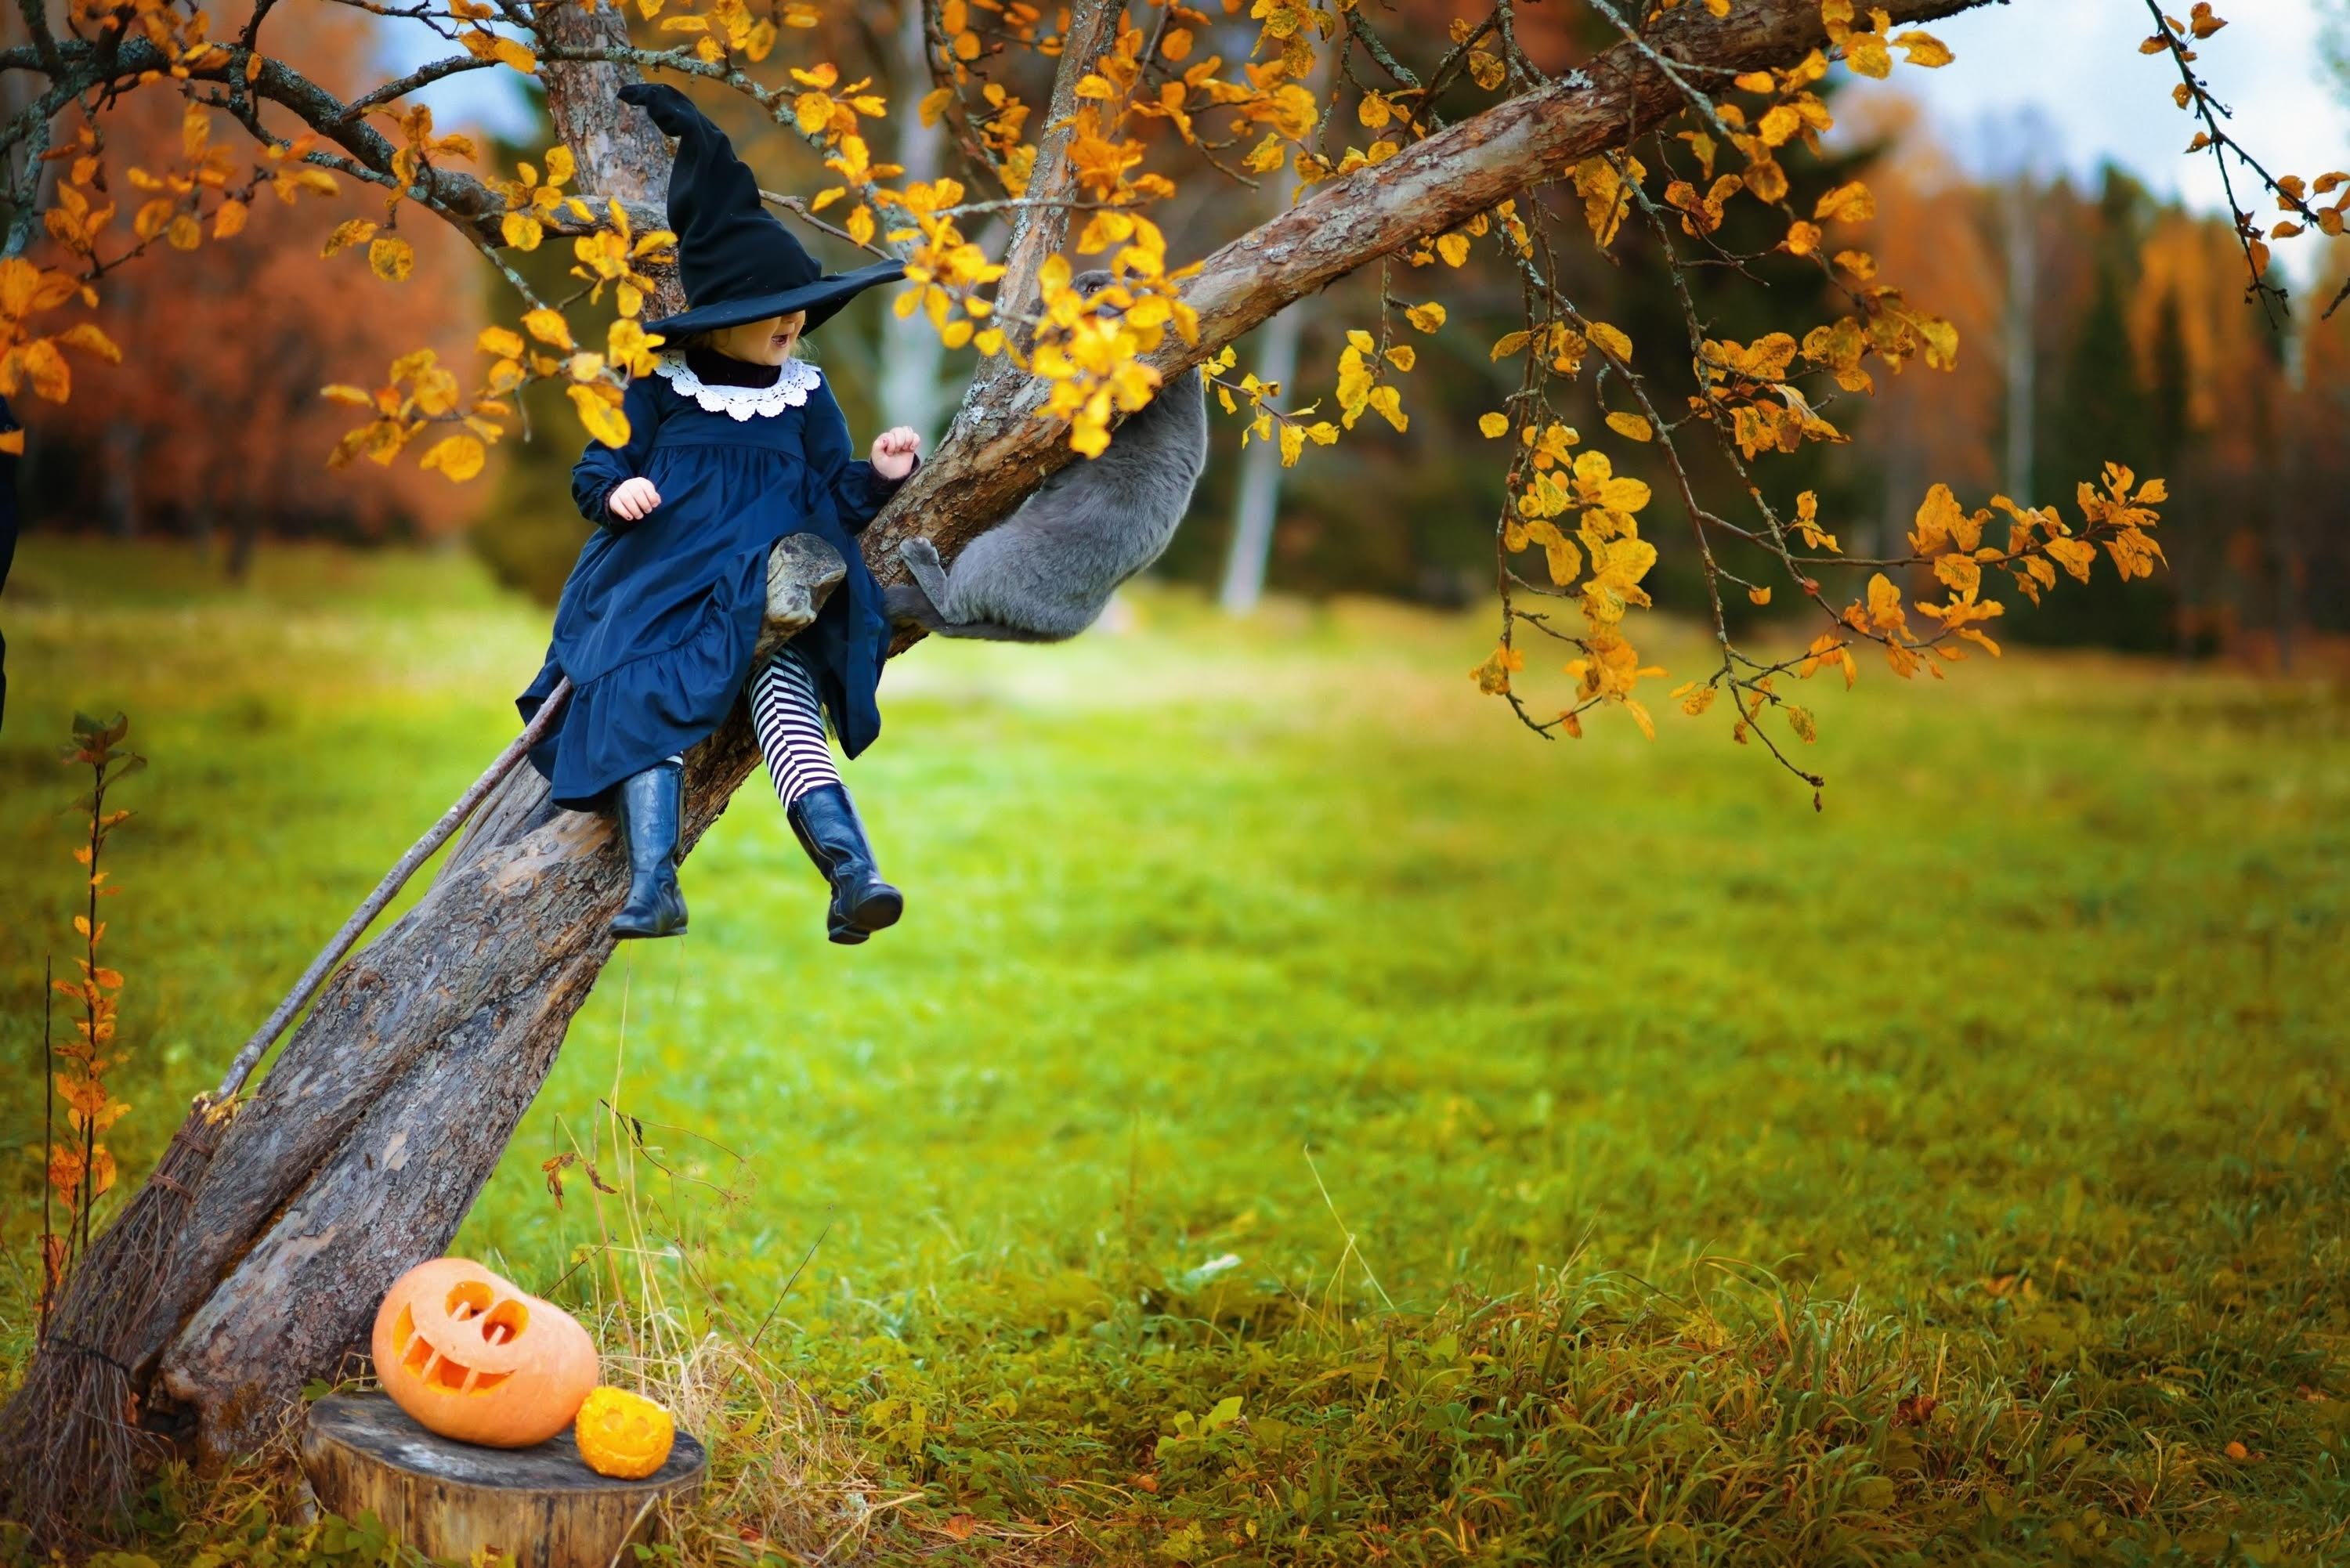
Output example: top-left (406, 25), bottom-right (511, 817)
top-left (517, 82), bottom-right (910, 945)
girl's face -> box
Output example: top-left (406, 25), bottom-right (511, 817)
top-left (710, 311), bottom-right (807, 366)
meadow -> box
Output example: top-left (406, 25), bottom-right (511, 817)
top-left (1, 538), bottom-right (2345, 1566)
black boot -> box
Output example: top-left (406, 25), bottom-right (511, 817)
top-left (611, 761), bottom-right (688, 938)
top-left (786, 783), bottom-right (902, 945)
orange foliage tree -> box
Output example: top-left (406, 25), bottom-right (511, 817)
top-left (10, 2), bottom-right (483, 559)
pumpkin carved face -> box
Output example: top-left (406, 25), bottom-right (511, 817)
top-left (371, 1257), bottom-right (598, 1448)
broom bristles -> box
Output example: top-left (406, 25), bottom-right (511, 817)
top-left (0, 1114), bottom-right (219, 1546)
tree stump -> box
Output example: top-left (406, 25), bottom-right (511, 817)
top-left (299, 1394), bottom-right (707, 1568)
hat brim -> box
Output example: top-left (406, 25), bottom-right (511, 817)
top-left (648, 260), bottom-right (907, 339)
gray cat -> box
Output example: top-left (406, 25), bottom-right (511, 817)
top-left (885, 271), bottom-right (1209, 641)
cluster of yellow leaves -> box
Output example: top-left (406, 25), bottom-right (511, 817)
top-left (1491, 313), bottom-right (1628, 381)
top-left (1408, 198), bottom-right (1528, 270)
top-left (1569, 154), bottom-right (1647, 248)
top-left (489, 143), bottom-right (588, 253)
top-left (1206, 344), bottom-right (1336, 468)
top-left (791, 63), bottom-right (900, 247)
top-left (1694, 333), bottom-right (1846, 457)
top-left (326, 187), bottom-right (673, 477)
top-left (894, 177), bottom-right (1008, 350)
top-left (927, 0), bottom-right (1050, 74)
top-left (652, 0), bottom-right (779, 65)
top-left (70, 0), bottom-right (228, 81)
top-left (450, 0), bottom-right (539, 73)
top-left (568, 196), bottom-right (679, 321)
top-left (1820, 0), bottom-right (1952, 78)
top-left (1029, 228), bottom-right (1200, 457)
top-left (1092, 6), bottom-right (1229, 150)
top-left (0, 259), bottom-right (118, 407)
top-left (1334, 328), bottom-right (1408, 433)
top-left (1480, 410), bottom-right (1666, 735)
top-left (123, 103), bottom-right (242, 253)
top-left (1805, 468), bottom-right (2167, 686)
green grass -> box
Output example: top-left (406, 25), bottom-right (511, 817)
top-left (3, 538), bottom-right (2348, 1565)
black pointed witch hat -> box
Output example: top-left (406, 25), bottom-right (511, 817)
top-left (620, 82), bottom-right (902, 338)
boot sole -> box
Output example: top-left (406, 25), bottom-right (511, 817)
top-left (827, 887), bottom-right (901, 944)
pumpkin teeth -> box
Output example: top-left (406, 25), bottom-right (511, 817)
top-left (391, 1303), bottom-right (417, 1357)
top-left (427, 1353), bottom-right (475, 1393)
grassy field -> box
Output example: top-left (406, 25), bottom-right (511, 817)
top-left (2, 537), bottom-right (2347, 1565)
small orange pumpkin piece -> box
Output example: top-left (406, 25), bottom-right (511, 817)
top-left (371, 1257), bottom-right (598, 1447)
top-left (574, 1386), bottom-right (676, 1479)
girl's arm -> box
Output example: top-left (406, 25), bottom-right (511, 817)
top-left (570, 378), bottom-right (666, 529)
top-left (806, 378), bottom-right (912, 534)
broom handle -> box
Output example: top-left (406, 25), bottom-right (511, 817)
top-left (211, 678), bottom-right (573, 1102)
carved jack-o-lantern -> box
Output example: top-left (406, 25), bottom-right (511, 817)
top-left (371, 1257), bottom-right (598, 1448)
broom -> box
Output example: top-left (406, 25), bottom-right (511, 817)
top-left (0, 679), bottom-right (572, 1545)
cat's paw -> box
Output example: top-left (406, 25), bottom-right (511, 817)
top-left (898, 537), bottom-right (942, 569)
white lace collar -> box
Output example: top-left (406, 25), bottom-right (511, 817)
top-left (652, 352), bottom-right (821, 420)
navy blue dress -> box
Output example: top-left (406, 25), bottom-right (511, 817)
top-left (518, 353), bottom-right (902, 809)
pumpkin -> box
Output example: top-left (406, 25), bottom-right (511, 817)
top-left (371, 1257), bottom-right (598, 1447)
top-left (574, 1386), bottom-right (676, 1479)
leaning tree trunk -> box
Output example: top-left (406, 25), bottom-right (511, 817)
top-left (114, 0), bottom-right (1987, 1464)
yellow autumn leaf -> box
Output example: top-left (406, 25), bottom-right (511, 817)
top-left (477, 325), bottom-right (526, 358)
top-left (1405, 302), bottom-right (1446, 333)
top-left (166, 213), bottom-right (202, 251)
top-left (846, 205), bottom-right (876, 247)
top-left (502, 211), bottom-right (544, 251)
top-left (1586, 321), bottom-right (1632, 363)
top-left (1845, 31), bottom-right (1891, 77)
top-left (321, 218), bottom-right (378, 258)
top-left (320, 384), bottom-right (375, 407)
top-left (1892, 30), bottom-right (1952, 67)
top-left (1814, 180), bottom-right (1875, 223)
top-left (1604, 411), bottom-right (1653, 442)
top-left (919, 87), bottom-right (953, 127)
top-left (1479, 412), bottom-right (1509, 438)
top-left (523, 307), bottom-right (575, 349)
top-left (1384, 345), bottom-right (1415, 372)
top-left (368, 235), bottom-right (416, 282)
top-left (1278, 422), bottom-right (1304, 467)
top-left (1436, 233), bottom-right (1470, 267)
top-left (1748, 585), bottom-right (1771, 605)
top-left (213, 200), bottom-right (249, 239)
top-left (568, 382), bottom-right (631, 446)
top-left (418, 433), bottom-right (486, 482)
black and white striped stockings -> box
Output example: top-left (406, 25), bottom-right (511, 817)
top-left (750, 646), bottom-right (844, 806)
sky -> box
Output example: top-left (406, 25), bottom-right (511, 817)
top-left (1863, 0), bottom-right (2350, 211)
top-left (381, 0), bottom-right (2350, 216)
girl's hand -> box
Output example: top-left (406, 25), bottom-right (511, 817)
top-left (607, 477), bottom-right (662, 522)
top-left (870, 426), bottom-right (921, 481)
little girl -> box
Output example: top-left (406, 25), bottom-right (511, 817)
top-left (518, 83), bottom-right (917, 946)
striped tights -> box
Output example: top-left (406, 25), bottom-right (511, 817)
top-left (750, 647), bottom-right (843, 806)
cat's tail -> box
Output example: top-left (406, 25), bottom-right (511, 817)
top-left (884, 580), bottom-right (1065, 641)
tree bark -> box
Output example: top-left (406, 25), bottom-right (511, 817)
top-left (126, 0), bottom-right (1994, 1464)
